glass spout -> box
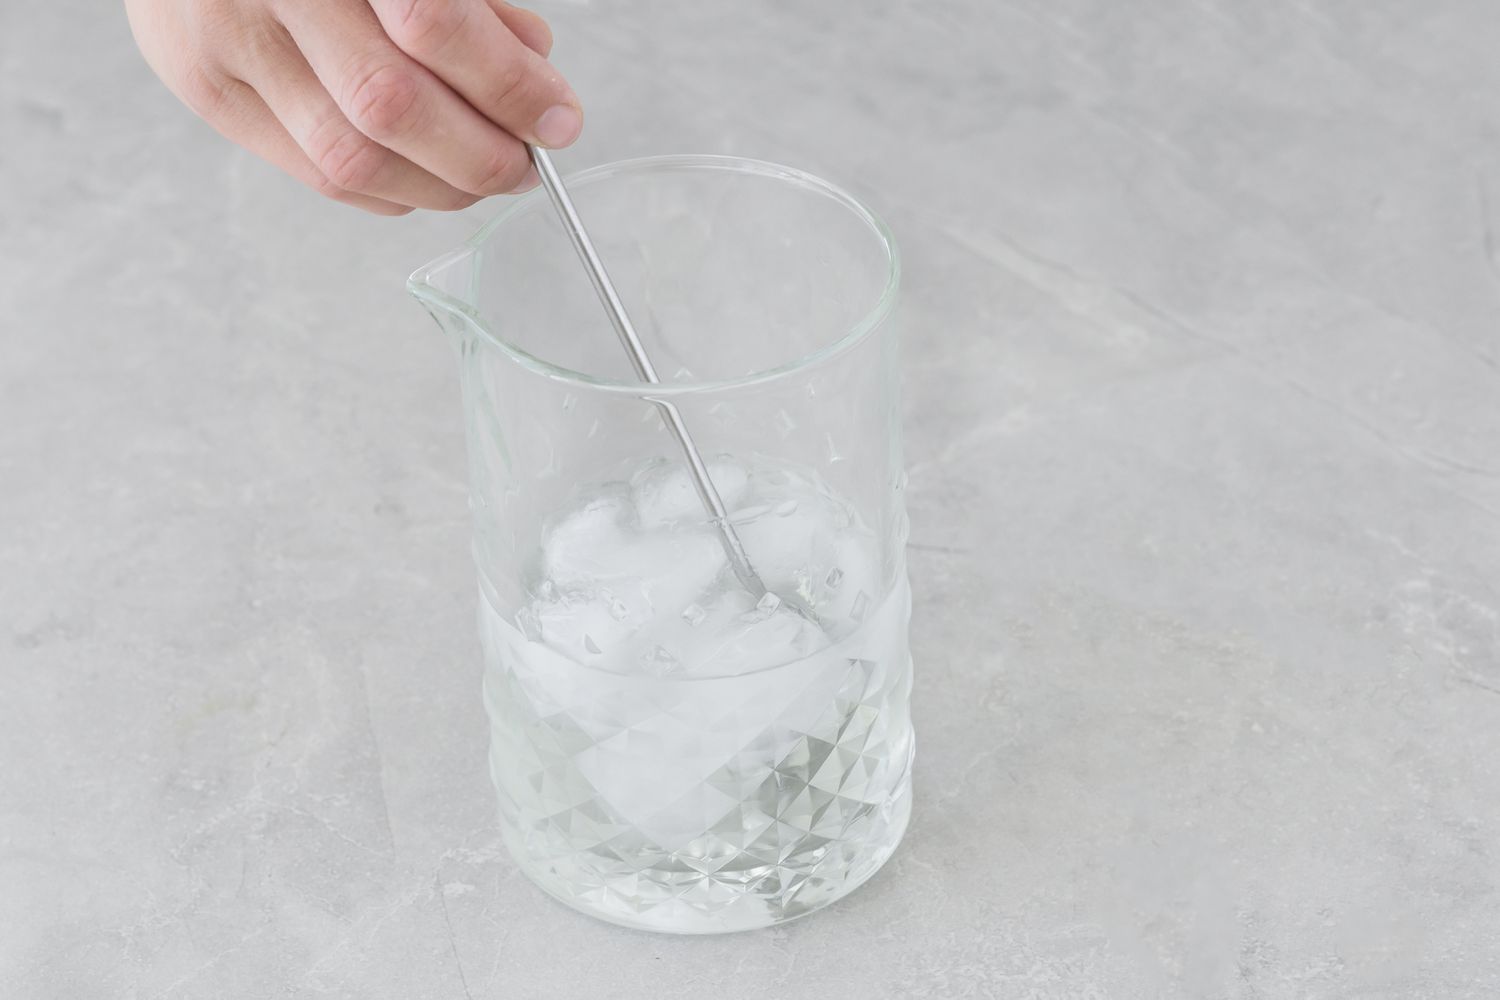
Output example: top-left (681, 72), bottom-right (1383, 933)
top-left (408, 246), bottom-right (479, 338)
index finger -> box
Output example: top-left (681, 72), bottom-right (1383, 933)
top-left (370, 0), bottom-right (582, 148)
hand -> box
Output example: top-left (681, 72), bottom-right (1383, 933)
top-left (125, 0), bottom-right (582, 215)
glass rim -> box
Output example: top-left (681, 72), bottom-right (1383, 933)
top-left (409, 154), bottom-right (901, 398)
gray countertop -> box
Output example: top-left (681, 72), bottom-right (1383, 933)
top-left (4, 1), bottom-right (1499, 997)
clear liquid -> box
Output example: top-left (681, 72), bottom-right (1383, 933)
top-left (478, 455), bottom-right (914, 933)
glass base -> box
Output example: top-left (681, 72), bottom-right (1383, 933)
top-left (504, 779), bottom-right (912, 934)
top-left (483, 578), bottom-right (916, 935)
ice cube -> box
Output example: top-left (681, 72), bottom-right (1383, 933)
top-left (733, 475), bottom-right (883, 633)
top-left (515, 605), bottom-right (542, 642)
top-left (693, 604), bottom-right (830, 676)
top-left (813, 530), bottom-right (882, 632)
top-left (541, 476), bottom-right (727, 587)
top-left (750, 591), bottom-right (782, 620)
top-left (639, 644), bottom-right (680, 676)
top-left (528, 455), bottom-right (881, 675)
top-left (534, 500), bottom-right (730, 671)
top-left (541, 485), bottom-right (636, 587)
top-left (633, 529), bottom-right (729, 621)
top-left (631, 456), bottom-right (749, 528)
top-left (650, 585), bottom-right (829, 677)
top-left (736, 502), bottom-right (832, 603)
top-left (655, 588), bottom-right (754, 674)
top-left (729, 503), bottom-right (771, 524)
top-left (534, 587), bottom-right (643, 665)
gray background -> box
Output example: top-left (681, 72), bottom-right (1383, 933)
top-left (3, 1), bottom-right (1499, 997)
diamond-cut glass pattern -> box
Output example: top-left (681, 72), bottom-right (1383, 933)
top-left (480, 583), bottom-right (914, 933)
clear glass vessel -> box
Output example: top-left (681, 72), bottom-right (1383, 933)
top-left (410, 155), bottom-right (912, 934)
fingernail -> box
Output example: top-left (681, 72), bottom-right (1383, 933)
top-left (513, 164), bottom-right (540, 192)
top-left (534, 104), bottom-right (582, 148)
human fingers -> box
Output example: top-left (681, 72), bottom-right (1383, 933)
top-left (367, 0), bottom-right (581, 149)
top-left (489, 1), bottom-right (552, 57)
top-left (277, 0), bottom-right (537, 197)
top-left (201, 76), bottom-right (413, 215)
top-left (227, 22), bottom-right (485, 211)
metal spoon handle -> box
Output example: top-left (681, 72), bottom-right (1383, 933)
top-left (528, 145), bottom-right (765, 594)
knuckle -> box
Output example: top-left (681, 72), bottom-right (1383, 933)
top-left (387, 0), bottom-right (467, 55)
top-left (344, 62), bottom-right (422, 139)
top-left (364, 200), bottom-right (416, 217)
top-left (484, 58), bottom-right (531, 112)
top-left (178, 63), bottom-right (234, 119)
top-left (528, 19), bottom-right (554, 57)
top-left (194, 0), bottom-right (247, 46)
top-left (239, 15), bottom-right (297, 68)
top-left (310, 173), bottom-right (350, 201)
top-left (311, 125), bottom-right (387, 193)
top-left (466, 150), bottom-right (528, 195)
top-left (440, 191), bottom-right (482, 211)
top-left (316, 179), bottom-right (413, 216)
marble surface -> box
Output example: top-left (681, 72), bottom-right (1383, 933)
top-left (4, 0), bottom-right (1500, 996)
